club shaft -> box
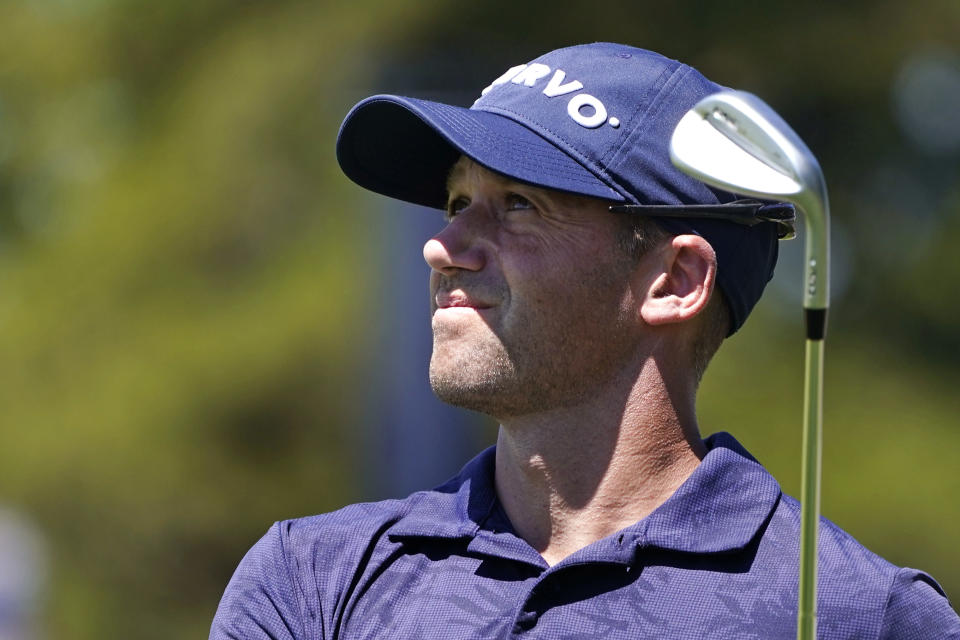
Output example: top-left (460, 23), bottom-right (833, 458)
top-left (798, 337), bottom-right (824, 640)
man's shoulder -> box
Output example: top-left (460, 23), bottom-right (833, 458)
top-left (704, 433), bottom-right (902, 588)
top-left (286, 494), bottom-right (421, 538)
top-left (277, 488), bottom-right (448, 558)
top-left (210, 482), bottom-right (475, 640)
top-left (772, 493), bottom-right (899, 585)
top-left (767, 493), bottom-right (958, 635)
top-left (276, 448), bottom-right (492, 563)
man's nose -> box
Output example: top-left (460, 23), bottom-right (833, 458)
top-left (423, 208), bottom-right (487, 274)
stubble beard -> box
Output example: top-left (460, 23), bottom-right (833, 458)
top-left (428, 307), bottom-right (634, 421)
top-left (428, 321), bottom-right (525, 418)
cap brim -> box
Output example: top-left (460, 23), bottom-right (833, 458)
top-left (336, 95), bottom-right (625, 210)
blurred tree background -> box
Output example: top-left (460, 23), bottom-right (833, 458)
top-left (0, 0), bottom-right (957, 637)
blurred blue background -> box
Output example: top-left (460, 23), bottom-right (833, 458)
top-left (0, 1), bottom-right (957, 637)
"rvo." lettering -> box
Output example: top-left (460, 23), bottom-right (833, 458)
top-left (476, 63), bottom-right (620, 130)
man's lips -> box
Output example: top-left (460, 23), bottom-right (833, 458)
top-left (434, 291), bottom-right (494, 310)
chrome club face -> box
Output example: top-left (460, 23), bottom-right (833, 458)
top-left (670, 90), bottom-right (829, 313)
top-left (670, 90), bottom-right (831, 640)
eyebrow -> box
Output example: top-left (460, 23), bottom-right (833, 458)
top-left (444, 162), bottom-right (607, 220)
top-left (445, 160), bottom-right (525, 200)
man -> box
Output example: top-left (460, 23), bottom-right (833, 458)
top-left (211, 43), bottom-right (959, 638)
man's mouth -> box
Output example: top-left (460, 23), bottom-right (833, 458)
top-left (434, 290), bottom-right (493, 310)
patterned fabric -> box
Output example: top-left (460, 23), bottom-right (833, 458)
top-left (210, 433), bottom-right (960, 639)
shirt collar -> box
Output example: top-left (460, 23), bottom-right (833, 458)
top-left (386, 445), bottom-right (499, 540)
top-left (624, 432), bottom-right (781, 554)
top-left (386, 433), bottom-right (781, 557)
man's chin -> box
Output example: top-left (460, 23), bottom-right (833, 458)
top-left (428, 354), bottom-right (511, 415)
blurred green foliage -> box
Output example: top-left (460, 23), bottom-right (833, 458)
top-left (0, 0), bottom-right (957, 637)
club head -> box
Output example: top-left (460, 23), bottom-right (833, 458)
top-left (670, 90), bottom-right (830, 312)
top-left (670, 91), bottom-right (823, 201)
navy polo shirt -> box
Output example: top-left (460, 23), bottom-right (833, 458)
top-left (211, 433), bottom-right (959, 638)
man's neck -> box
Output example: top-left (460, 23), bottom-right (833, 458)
top-left (493, 359), bottom-right (706, 566)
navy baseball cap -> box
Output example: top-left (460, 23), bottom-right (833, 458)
top-left (336, 42), bottom-right (782, 335)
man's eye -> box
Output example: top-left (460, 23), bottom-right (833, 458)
top-left (446, 196), bottom-right (469, 219)
top-left (505, 193), bottom-right (534, 211)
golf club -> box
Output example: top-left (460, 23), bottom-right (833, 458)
top-left (669, 90), bottom-right (830, 640)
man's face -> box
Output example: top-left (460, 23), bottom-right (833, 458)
top-left (423, 157), bottom-right (646, 420)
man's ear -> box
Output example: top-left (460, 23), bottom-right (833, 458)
top-left (640, 234), bottom-right (717, 327)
